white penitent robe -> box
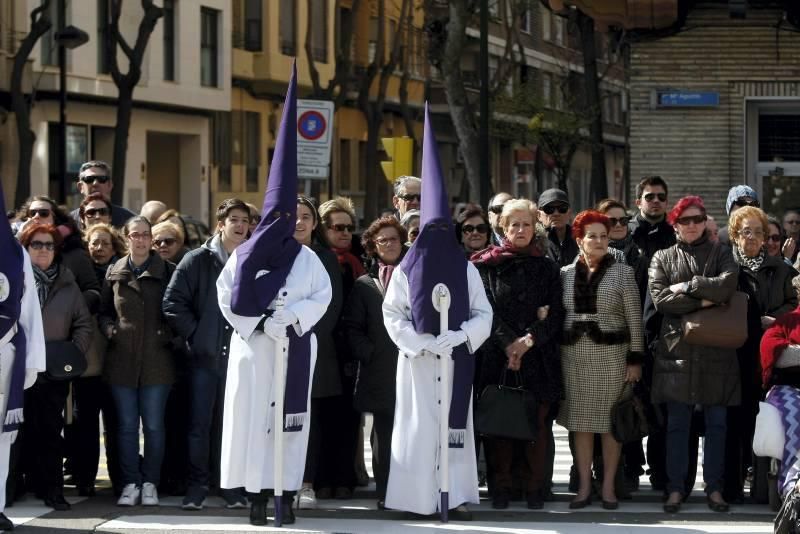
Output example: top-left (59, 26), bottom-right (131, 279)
top-left (217, 246), bottom-right (331, 493)
top-left (0, 251), bottom-right (46, 512)
top-left (383, 263), bottom-right (492, 515)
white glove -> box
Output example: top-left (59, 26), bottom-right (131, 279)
top-left (263, 318), bottom-right (288, 340)
top-left (424, 337), bottom-right (452, 358)
top-left (436, 330), bottom-right (468, 351)
top-left (271, 309), bottom-right (297, 327)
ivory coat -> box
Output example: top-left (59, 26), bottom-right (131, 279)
top-left (383, 263), bottom-right (492, 515)
top-left (217, 246), bottom-right (331, 493)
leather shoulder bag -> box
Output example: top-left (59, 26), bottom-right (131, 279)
top-left (475, 370), bottom-right (538, 442)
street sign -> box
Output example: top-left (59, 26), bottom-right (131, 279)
top-left (297, 99), bottom-right (334, 167)
top-left (655, 91), bottom-right (720, 107)
top-left (298, 165), bottom-right (329, 179)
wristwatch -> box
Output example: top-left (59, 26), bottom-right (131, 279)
top-left (523, 334), bottom-right (534, 348)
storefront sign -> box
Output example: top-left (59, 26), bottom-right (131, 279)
top-left (656, 91), bottom-right (720, 108)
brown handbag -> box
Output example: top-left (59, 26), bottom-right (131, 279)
top-left (680, 242), bottom-right (748, 349)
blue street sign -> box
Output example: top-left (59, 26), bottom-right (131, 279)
top-left (657, 91), bottom-right (720, 107)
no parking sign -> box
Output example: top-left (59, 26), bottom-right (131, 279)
top-left (297, 99), bottom-right (334, 179)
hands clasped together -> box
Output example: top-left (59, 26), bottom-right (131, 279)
top-left (263, 309), bottom-right (298, 339)
top-left (424, 330), bottom-right (468, 357)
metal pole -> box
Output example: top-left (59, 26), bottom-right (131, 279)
top-left (272, 290), bottom-right (288, 527)
top-left (58, 0), bottom-right (67, 202)
top-left (433, 283), bottom-right (451, 523)
top-left (479, 0), bottom-right (490, 207)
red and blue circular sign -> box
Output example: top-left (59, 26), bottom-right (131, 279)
top-left (297, 110), bottom-right (326, 141)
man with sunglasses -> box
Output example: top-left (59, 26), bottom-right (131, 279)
top-left (391, 176), bottom-right (422, 219)
top-left (487, 192), bottom-right (512, 245)
top-left (537, 188), bottom-right (578, 267)
top-left (629, 176), bottom-right (675, 261)
top-left (69, 161), bottom-right (135, 228)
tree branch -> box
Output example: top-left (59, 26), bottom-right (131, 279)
top-left (304, 0), bottom-right (323, 96)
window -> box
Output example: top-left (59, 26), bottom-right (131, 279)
top-left (488, 0), bottom-right (499, 19)
top-left (554, 17), bottom-right (565, 46)
top-left (310, 0), bottom-right (327, 62)
top-left (244, 0), bottom-right (262, 51)
top-left (200, 8), bottom-right (219, 87)
top-left (245, 112), bottom-right (261, 192)
top-left (213, 112), bottom-right (232, 191)
top-left (521, 1), bottom-right (532, 33)
top-left (542, 73), bottom-right (552, 107)
top-left (368, 17), bottom-right (378, 63)
top-left (97, 0), bottom-right (111, 74)
top-left (612, 93), bottom-right (621, 125)
top-left (41, 0), bottom-right (60, 66)
top-left (541, 9), bottom-right (551, 41)
top-left (163, 0), bottom-right (175, 80)
top-left (279, 0), bottom-right (296, 56)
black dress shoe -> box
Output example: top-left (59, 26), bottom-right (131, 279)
top-left (281, 500), bottom-right (295, 525)
top-left (0, 512), bottom-right (14, 531)
top-left (707, 496), bottom-right (729, 512)
top-left (491, 491), bottom-right (510, 510)
top-left (77, 485), bottom-right (96, 497)
top-left (602, 499), bottom-right (619, 510)
top-left (249, 498), bottom-right (268, 526)
top-left (663, 501), bottom-right (681, 513)
top-left (569, 496), bottom-right (592, 509)
top-left (526, 490), bottom-right (544, 510)
top-left (44, 494), bottom-right (70, 511)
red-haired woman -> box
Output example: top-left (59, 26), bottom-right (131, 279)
top-left (649, 196), bottom-right (739, 513)
top-left (557, 210), bottom-right (644, 510)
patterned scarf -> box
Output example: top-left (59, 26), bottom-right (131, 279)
top-left (734, 244), bottom-right (766, 273)
top-left (31, 263), bottom-right (59, 307)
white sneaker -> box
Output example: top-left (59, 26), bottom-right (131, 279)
top-left (141, 482), bottom-right (159, 506)
top-left (117, 484), bottom-right (140, 506)
top-left (297, 486), bottom-right (317, 510)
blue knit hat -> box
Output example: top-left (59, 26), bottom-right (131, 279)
top-left (726, 185), bottom-right (759, 215)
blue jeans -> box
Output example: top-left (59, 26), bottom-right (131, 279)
top-left (111, 384), bottom-right (171, 486)
top-left (666, 402), bottom-right (726, 495)
top-left (187, 367), bottom-right (225, 488)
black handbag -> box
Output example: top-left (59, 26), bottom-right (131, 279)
top-left (475, 370), bottom-right (538, 442)
top-left (45, 340), bottom-right (87, 381)
top-left (610, 383), bottom-right (649, 443)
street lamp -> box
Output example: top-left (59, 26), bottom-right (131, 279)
top-left (54, 0), bottom-right (88, 201)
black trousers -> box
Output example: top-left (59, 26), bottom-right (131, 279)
top-left (370, 411), bottom-right (394, 500)
top-left (303, 398), bottom-right (325, 484)
top-left (69, 375), bottom-right (120, 489)
top-left (314, 394), bottom-right (360, 490)
top-left (20, 377), bottom-right (70, 497)
top-left (159, 372), bottom-right (190, 495)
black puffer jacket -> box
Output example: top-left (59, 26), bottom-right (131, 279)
top-left (629, 214), bottom-right (676, 262)
top-left (475, 252), bottom-right (565, 403)
top-left (649, 233), bottom-right (741, 406)
top-left (310, 242), bottom-right (344, 399)
top-left (342, 266), bottom-right (398, 415)
top-left (162, 236), bottom-right (231, 372)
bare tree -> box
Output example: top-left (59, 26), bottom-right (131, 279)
top-left (107, 0), bottom-right (163, 205)
top-left (9, 1), bottom-right (52, 207)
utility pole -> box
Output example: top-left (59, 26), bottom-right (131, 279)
top-left (479, 0), bottom-right (490, 207)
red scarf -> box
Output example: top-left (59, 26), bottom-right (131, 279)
top-left (332, 245), bottom-right (366, 280)
top-left (761, 307), bottom-right (800, 387)
top-left (378, 261), bottom-right (396, 292)
top-left (470, 238), bottom-right (542, 266)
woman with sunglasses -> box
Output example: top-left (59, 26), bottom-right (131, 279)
top-left (98, 216), bottom-right (177, 507)
top-left (400, 209), bottom-right (420, 245)
top-left (78, 193), bottom-right (113, 230)
top-left (723, 206), bottom-right (797, 504)
top-left (597, 199), bottom-right (648, 297)
top-left (342, 217), bottom-right (408, 510)
top-left (314, 197), bottom-right (364, 499)
top-left (471, 199), bottom-right (565, 510)
top-left (455, 204), bottom-right (491, 257)
top-left (649, 196), bottom-right (739, 514)
top-left (16, 223), bottom-right (92, 511)
top-left (151, 221), bottom-right (187, 265)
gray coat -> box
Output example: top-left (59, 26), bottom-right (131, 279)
top-left (648, 234), bottom-right (741, 406)
top-left (98, 253), bottom-right (176, 388)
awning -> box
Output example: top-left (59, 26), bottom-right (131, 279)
top-left (544, 0), bottom-right (679, 30)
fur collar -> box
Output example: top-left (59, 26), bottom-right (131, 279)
top-left (573, 254), bottom-right (615, 314)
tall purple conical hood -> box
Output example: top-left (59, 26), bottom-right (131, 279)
top-left (398, 104), bottom-right (473, 448)
top-left (231, 62), bottom-right (301, 317)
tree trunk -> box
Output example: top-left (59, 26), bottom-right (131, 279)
top-left (111, 85), bottom-right (134, 206)
top-left (577, 10), bottom-right (607, 203)
top-left (10, 2), bottom-right (52, 207)
top-left (440, 1), bottom-right (481, 199)
top-left (364, 112), bottom-right (382, 223)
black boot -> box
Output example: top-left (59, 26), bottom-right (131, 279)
top-left (281, 492), bottom-right (296, 525)
top-left (0, 512), bottom-right (13, 531)
top-left (249, 492), bottom-right (269, 527)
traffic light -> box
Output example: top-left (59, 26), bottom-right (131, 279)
top-left (380, 137), bottom-right (413, 183)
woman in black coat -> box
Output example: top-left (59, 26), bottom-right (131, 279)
top-left (342, 216), bottom-right (407, 509)
top-left (472, 199), bottom-right (564, 510)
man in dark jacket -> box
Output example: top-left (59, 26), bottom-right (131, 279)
top-left (69, 161), bottom-right (136, 227)
top-left (629, 176), bottom-right (676, 263)
top-left (162, 198), bottom-right (250, 510)
top-left (538, 189), bottom-right (578, 267)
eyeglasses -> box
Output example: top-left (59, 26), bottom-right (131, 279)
top-left (675, 214), bottom-right (707, 226)
top-left (462, 223), bottom-right (489, 234)
top-left (375, 236), bottom-right (400, 247)
top-left (643, 192), bottom-right (667, 202)
top-left (153, 238), bottom-right (177, 247)
top-left (488, 205), bottom-right (505, 215)
top-left (28, 208), bottom-right (51, 218)
top-left (739, 228), bottom-right (764, 239)
top-left (79, 175), bottom-right (110, 185)
top-left (29, 240), bottom-right (55, 251)
top-left (328, 224), bottom-right (355, 233)
top-left (768, 235), bottom-right (783, 243)
top-left (128, 231), bottom-right (152, 240)
top-left (607, 216), bottom-right (631, 227)
top-left (542, 205), bottom-right (569, 215)
top-left (734, 198), bottom-right (760, 208)
top-left (398, 194), bottom-right (421, 202)
top-left (85, 207), bottom-right (110, 218)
